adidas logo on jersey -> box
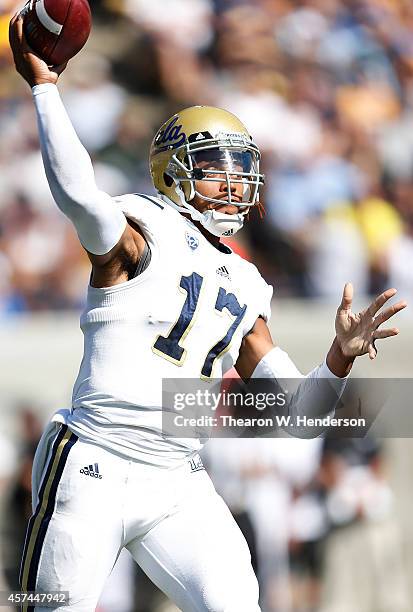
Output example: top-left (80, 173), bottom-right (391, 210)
top-left (216, 266), bottom-right (231, 281)
top-left (80, 463), bottom-right (103, 479)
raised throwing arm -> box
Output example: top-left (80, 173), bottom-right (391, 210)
top-left (9, 14), bottom-right (127, 257)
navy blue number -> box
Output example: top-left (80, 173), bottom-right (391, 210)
top-left (153, 272), bottom-right (203, 364)
top-left (201, 288), bottom-right (247, 378)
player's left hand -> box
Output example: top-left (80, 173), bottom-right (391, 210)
top-left (335, 283), bottom-right (407, 360)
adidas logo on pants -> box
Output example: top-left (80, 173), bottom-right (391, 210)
top-left (80, 463), bottom-right (103, 479)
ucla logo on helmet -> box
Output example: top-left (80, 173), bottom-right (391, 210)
top-left (185, 232), bottom-right (199, 251)
top-left (155, 117), bottom-right (187, 152)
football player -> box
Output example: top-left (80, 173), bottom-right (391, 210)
top-left (9, 14), bottom-right (406, 612)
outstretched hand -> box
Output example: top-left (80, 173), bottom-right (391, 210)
top-left (335, 283), bottom-right (407, 360)
top-left (9, 12), bottom-right (67, 87)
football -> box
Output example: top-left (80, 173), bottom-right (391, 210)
top-left (20, 0), bottom-right (92, 66)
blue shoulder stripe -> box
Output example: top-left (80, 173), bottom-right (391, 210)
top-left (134, 193), bottom-right (165, 210)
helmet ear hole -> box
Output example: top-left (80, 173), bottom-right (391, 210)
top-left (164, 173), bottom-right (174, 187)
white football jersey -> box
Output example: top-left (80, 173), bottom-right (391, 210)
top-left (67, 194), bottom-right (273, 466)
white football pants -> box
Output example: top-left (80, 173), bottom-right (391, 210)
top-left (20, 421), bottom-right (260, 612)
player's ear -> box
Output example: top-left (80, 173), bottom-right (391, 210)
top-left (164, 173), bottom-right (174, 187)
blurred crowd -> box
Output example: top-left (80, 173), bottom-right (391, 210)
top-left (1, 0), bottom-right (413, 312)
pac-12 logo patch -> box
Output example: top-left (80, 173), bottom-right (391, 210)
top-left (185, 232), bottom-right (199, 251)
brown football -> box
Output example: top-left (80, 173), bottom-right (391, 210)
top-left (20, 0), bottom-right (92, 65)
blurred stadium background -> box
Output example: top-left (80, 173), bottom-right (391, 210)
top-left (1, 0), bottom-right (413, 610)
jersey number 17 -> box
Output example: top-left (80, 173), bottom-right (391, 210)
top-left (152, 272), bottom-right (246, 378)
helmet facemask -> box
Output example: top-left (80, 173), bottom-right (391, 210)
top-left (163, 133), bottom-right (264, 236)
